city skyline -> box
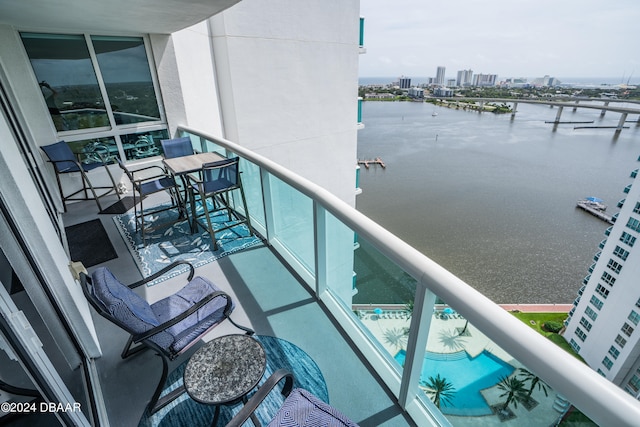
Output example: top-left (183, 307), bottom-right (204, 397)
top-left (359, 0), bottom-right (639, 82)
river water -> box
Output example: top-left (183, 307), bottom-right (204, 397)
top-left (355, 100), bottom-right (640, 304)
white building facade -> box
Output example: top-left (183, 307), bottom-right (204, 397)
top-left (0, 1), bottom-right (362, 424)
top-left (564, 162), bottom-right (640, 398)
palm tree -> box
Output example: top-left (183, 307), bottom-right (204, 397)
top-left (404, 300), bottom-right (413, 321)
top-left (518, 368), bottom-right (549, 398)
top-left (423, 374), bottom-right (456, 409)
top-left (383, 327), bottom-right (408, 349)
top-left (497, 375), bottom-right (528, 411)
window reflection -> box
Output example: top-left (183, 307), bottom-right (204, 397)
top-left (67, 137), bottom-right (117, 165)
top-left (92, 36), bottom-right (161, 125)
top-left (121, 129), bottom-right (168, 161)
top-left (21, 33), bottom-right (109, 132)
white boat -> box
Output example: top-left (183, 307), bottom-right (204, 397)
top-left (579, 196), bottom-right (607, 211)
top-left (432, 111), bottom-right (438, 117)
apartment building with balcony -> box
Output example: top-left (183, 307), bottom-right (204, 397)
top-left (564, 163), bottom-right (640, 399)
top-left (0, 1), bottom-right (639, 426)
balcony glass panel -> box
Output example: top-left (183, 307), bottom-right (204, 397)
top-left (415, 301), bottom-right (566, 425)
top-left (352, 237), bottom-right (416, 364)
top-left (269, 175), bottom-right (315, 274)
top-left (322, 211), bottom-right (359, 297)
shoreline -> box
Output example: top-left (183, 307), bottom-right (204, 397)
top-left (353, 303), bottom-right (572, 313)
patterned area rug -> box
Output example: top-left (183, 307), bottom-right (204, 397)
top-left (113, 204), bottom-right (262, 285)
top-left (138, 335), bottom-right (329, 427)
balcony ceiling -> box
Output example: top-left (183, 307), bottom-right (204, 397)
top-left (0, 0), bottom-right (241, 34)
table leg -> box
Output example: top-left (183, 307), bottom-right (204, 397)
top-left (210, 405), bottom-right (221, 427)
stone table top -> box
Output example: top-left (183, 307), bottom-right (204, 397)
top-left (184, 334), bottom-right (266, 405)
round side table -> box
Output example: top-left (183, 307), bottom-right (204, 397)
top-left (184, 334), bottom-right (266, 426)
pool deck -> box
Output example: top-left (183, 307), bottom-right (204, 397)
top-left (359, 306), bottom-right (569, 426)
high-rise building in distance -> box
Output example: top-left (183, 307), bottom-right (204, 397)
top-left (435, 66), bottom-right (446, 86)
top-left (457, 69), bottom-right (473, 87)
top-left (398, 75), bottom-right (411, 89)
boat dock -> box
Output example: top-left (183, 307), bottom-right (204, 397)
top-left (576, 201), bottom-right (614, 224)
top-left (358, 157), bottom-right (386, 169)
top-left (544, 120), bottom-right (594, 124)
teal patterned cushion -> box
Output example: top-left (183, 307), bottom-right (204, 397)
top-left (268, 389), bottom-right (359, 427)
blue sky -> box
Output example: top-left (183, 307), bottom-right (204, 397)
top-left (359, 0), bottom-right (640, 81)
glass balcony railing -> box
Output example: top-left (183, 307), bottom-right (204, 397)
top-left (359, 17), bottom-right (365, 47)
top-left (177, 125), bottom-right (640, 427)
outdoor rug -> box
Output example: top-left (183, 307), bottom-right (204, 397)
top-left (138, 335), bottom-right (329, 427)
top-left (113, 204), bottom-right (262, 285)
top-left (65, 219), bottom-right (118, 267)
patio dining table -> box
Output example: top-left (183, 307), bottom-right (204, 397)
top-left (162, 152), bottom-right (227, 231)
top-left (162, 152), bottom-right (226, 176)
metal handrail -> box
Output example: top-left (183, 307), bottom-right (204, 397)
top-left (178, 125), bottom-right (640, 426)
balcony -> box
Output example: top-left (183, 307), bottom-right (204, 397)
top-left (359, 17), bottom-right (366, 53)
top-left (59, 127), bottom-right (640, 426)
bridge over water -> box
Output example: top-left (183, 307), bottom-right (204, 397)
top-left (444, 97), bottom-right (640, 132)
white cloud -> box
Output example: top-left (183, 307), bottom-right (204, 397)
top-left (359, 0), bottom-right (640, 80)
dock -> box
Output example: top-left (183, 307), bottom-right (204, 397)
top-left (544, 120), bottom-right (594, 124)
top-left (574, 126), bottom-right (630, 130)
top-left (576, 201), bottom-right (614, 224)
top-left (358, 157), bottom-right (386, 169)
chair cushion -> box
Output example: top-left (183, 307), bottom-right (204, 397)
top-left (268, 389), bottom-right (359, 427)
top-left (91, 267), bottom-right (160, 334)
top-left (138, 176), bottom-right (176, 196)
top-left (150, 276), bottom-right (233, 358)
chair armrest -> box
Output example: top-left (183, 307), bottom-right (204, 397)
top-left (127, 261), bottom-right (195, 289)
top-left (130, 165), bottom-right (172, 183)
top-left (47, 157), bottom-right (84, 173)
top-left (226, 369), bottom-right (295, 427)
top-left (184, 173), bottom-right (203, 185)
top-left (131, 290), bottom-right (232, 343)
top-left (129, 164), bottom-right (169, 176)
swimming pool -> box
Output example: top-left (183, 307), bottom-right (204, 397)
top-left (395, 350), bottom-right (515, 416)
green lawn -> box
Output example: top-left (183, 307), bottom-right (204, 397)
top-left (509, 311), bottom-right (585, 361)
top-left (509, 311), bottom-right (595, 426)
